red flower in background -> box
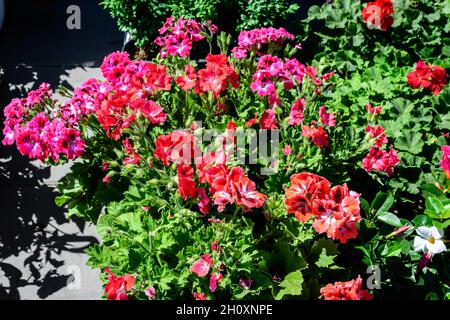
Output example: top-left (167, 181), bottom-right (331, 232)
top-left (302, 125), bottom-right (329, 148)
top-left (285, 173), bottom-right (361, 243)
top-left (211, 166), bottom-right (267, 212)
top-left (154, 130), bottom-right (198, 166)
top-left (440, 145), bottom-right (450, 178)
top-left (282, 144), bottom-right (293, 156)
top-left (209, 273), bottom-right (223, 292)
top-left (177, 64), bottom-right (197, 91)
top-left (407, 61), bottom-right (432, 89)
top-left (177, 163), bottom-right (197, 200)
top-left (407, 61), bottom-right (448, 95)
top-left (362, 146), bottom-right (399, 176)
top-left (429, 65), bottom-right (448, 95)
top-left (313, 184), bottom-right (361, 243)
top-left (365, 103), bottom-right (382, 115)
top-left (320, 276), bottom-right (373, 300)
top-left (285, 173), bottom-right (330, 222)
top-left (289, 98), bottom-right (306, 126)
top-left (362, 0), bottom-right (394, 31)
top-left (197, 187), bottom-right (212, 215)
top-left (104, 268), bottom-right (135, 300)
top-left (196, 54), bottom-right (239, 96)
top-left (366, 125), bottom-right (388, 147)
top-left (260, 109), bottom-right (278, 129)
top-left (122, 138), bottom-right (140, 165)
top-left (193, 292), bottom-right (206, 300)
top-left (245, 112), bottom-right (259, 127)
top-left (138, 100), bottom-right (167, 124)
top-left (318, 106), bottom-right (336, 127)
top-left (155, 17), bottom-right (217, 58)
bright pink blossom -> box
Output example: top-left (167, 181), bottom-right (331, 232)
top-left (209, 273), bottom-right (223, 293)
top-left (440, 145), bottom-right (450, 178)
top-left (190, 254), bottom-right (213, 277)
top-left (319, 106), bottom-right (336, 127)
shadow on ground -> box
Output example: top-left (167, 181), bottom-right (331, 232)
top-left (0, 0), bottom-right (122, 299)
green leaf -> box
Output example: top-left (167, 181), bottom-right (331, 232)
top-left (425, 292), bottom-right (440, 300)
top-left (55, 195), bottom-right (70, 207)
top-left (376, 212), bottom-right (402, 227)
top-left (315, 248), bottom-right (336, 268)
top-left (412, 215), bottom-right (433, 227)
top-left (128, 248), bottom-right (143, 270)
top-left (274, 270), bottom-right (304, 300)
top-left (371, 192), bottom-right (394, 214)
top-left (117, 212), bottom-right (144, 233)
top-left (432, 219), bottom-right (450, 231)
top-left (395, 132), bottom-right (424, 154)
top-left (426, 197), bottom-right (444, 213)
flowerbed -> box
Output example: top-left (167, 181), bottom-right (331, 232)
top-left (2, 0), bottom-right (450, 300)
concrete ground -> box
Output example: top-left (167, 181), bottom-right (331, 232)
top-left (0, 0), bottom-right (123, 299)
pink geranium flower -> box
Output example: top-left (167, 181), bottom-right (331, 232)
top-left (190, 254), bottom-right (213, 277)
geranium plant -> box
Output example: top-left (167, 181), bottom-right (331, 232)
top-left (2, 5), bottom-right (449, 300)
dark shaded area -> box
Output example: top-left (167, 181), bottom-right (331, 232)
top-left (0, 0), bottom-right (122, 299)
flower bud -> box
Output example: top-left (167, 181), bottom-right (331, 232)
top-left (416, 251), bottom-right (433, 274)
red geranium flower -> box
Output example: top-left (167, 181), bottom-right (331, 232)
top-left (320, 276), bottom-right (373, 300)
top-left (302, 125), bottom-right (329, 148)
top-left (138, 100), bottom-right (167, 124)
top-left (193, 292), bottom-right (206, 300)
top-left (318, 106), bottom-right (336, 127)
top-left (366, 125), bottom-right (388, 147)
top-left (285, 173), bottom-right (330, 222)
top-left (197, 187), bottom-right (212, 215)
top-left (362, 146), bottom-right (399, 176)
top-left (104, 268), bottom-right (135, 300)
top-left (177, 163), bottom-right (197, 200)
top-left (260, 109), bottom-right (278, 129)
top-left (196, 54), bottom-right (239, 96)
top-left (362, 0), bottom-right (394, 31)
top-left (407, 61), bottom-right (448, 95)
top-left (289, 98), bottom-right (306, 126)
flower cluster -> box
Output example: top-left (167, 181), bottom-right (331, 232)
top-left (176, 54), bottom-right (239, 96)
top-left (362, 0), bottom-right (394, 31)
top-left (154, 127), bottom-right (266, 213)
top-left (94, 52), bottom-right (169, 140)
top-left (59, 51), bottom-right (170, 141)
top-left (251, 55), bottom-right (306, 106)
top-left (155, 16), bottom-right (217, 58)
top-left (407, 61), bottom-right (448, 95)
top-left (2, 83), bottom-right (85, 162)
top-left (285, 173), bottom-right (361, 244)
top-left (11, 12), bottom-right (449, 301)
top-left (440, 145), bottom-right (450, 178)
top-left (206, 165), bottom-right (267, 213)
top-left (320, 276), bottom-right (373, 300)
top-left (231, 27), bottom-right (295, 59)
top-left (362, 114), bottom-right (399, 176)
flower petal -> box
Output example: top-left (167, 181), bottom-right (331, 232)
top-left (429, 226), bottom-right (444, 240)
top-left (413, 236), bottom-right (427, 252)
top-left (416, 226), bottom-right (432, 239)
top-left (427, 240), bottom-right (447, 255)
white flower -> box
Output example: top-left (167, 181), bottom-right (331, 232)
top-left (413, 226), bottom-right (447, 255)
